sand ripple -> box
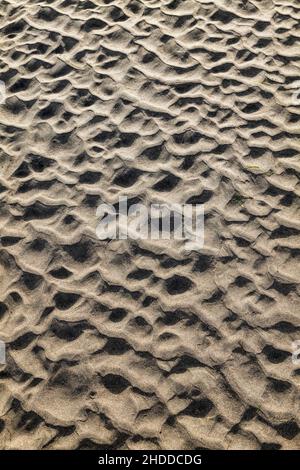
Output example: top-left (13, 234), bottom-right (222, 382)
top-left (0, 0), bottom-right (300, 450)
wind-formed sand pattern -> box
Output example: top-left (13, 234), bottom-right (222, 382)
top-left (0, 0), bottom-right (300, 450)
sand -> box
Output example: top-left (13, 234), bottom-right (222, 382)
top-left (0, 0), bottom-right (300, 450)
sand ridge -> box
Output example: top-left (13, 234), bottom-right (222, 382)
top-left (0, 0), bottom-right (300, 450)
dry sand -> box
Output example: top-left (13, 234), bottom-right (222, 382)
top-left (0, 0), bottom-right (300, 450)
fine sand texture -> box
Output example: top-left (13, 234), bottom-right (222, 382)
top-left (0, 0), bottom-right (300, 450)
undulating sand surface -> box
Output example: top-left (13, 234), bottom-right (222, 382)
top-left (0, 0), bottom-right (300, 450)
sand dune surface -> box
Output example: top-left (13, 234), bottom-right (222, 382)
top-left (0, 0), bottom-right (300, 450)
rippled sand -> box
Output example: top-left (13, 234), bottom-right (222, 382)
top-left (0, 0), bottom-right (300, 450)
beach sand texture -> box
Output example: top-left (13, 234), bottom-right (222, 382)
top-left (0, 0), bottom-right (300, 450)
